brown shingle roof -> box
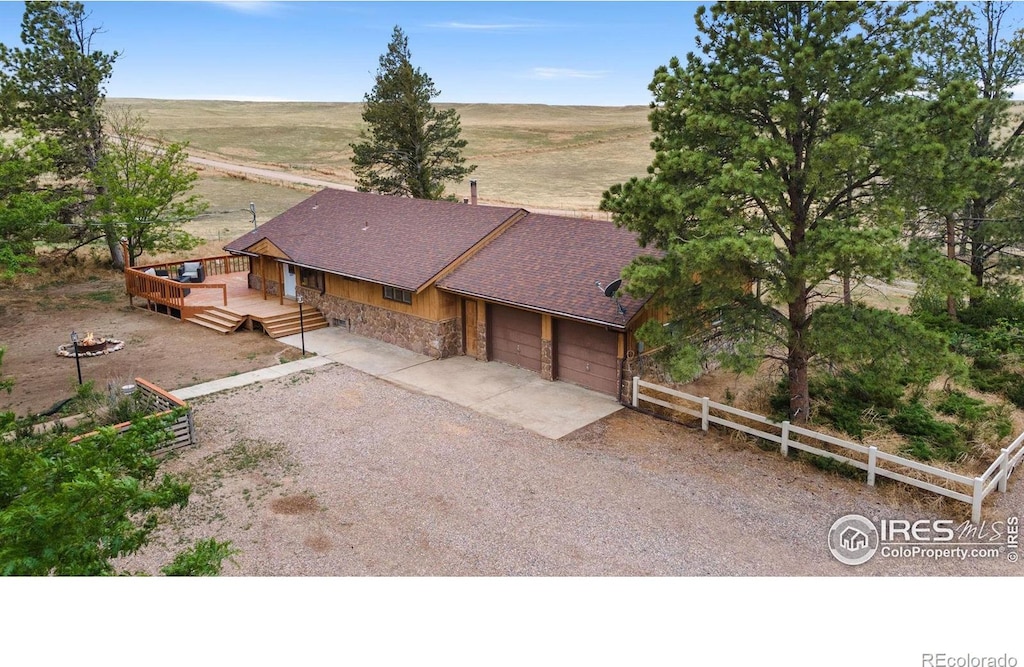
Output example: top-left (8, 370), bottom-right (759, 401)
top-left (437, 214), bottom-right (655, 329)
top-left (224, 189), bottom-right (525, 291)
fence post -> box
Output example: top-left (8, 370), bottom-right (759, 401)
top-left (632, 376), bottom-right (640, 409)
top-left (972, 477), bottom-right (984, 524)
top-left (700, 397), bottom-right (709, 432)
top-left (780, 421), bottom-right (790, 456)
top-left (999, 448), bottom-right (1010, 493)
top-left (867, 446), bottom-right (877, 486)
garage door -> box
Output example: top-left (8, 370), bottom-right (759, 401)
top-left (556, 319), bottom-right (619, 395)
top-left (490, 305), bottom-right (542, 372)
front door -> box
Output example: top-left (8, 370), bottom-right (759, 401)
top-left (283, 264), bottom-right (297, 299)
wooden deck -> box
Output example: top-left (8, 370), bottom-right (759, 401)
top-left (184, 271), bottom-right (298, 318)
top-left (126, 257), bottom-right (328, 337)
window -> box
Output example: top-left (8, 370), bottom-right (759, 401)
top-left (383, 285), bottom-right (413, 304)
top-left (299, 268), bottom-right (325, 292)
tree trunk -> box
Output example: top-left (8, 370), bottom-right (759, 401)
top-left (104, 221), bottom-right (124, 271)
top-left (788, 285), bottom-right (812, 424)
top-left (842, 270), bottom-right (853, 307)
top-left (946, 214), bottom-right (957, 319)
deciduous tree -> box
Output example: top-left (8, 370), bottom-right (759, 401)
top-left (89, 109), bottom-right (206, 267)
top-left (0, 412), bottom-right (233, 576)
top-left (602, 2), bottom-right (925, 423)
top-left (350, 26), bottom-right (475, 200)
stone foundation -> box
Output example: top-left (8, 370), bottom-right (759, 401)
top-left (540, 339), bottom-right (554, 381)
top-left (299, 287), bottom-right (461, 358)
top-left (475, 320), bottom-right (488, 361)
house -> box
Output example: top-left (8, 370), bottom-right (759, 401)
top-left (136, 188), bottom-right (658, 397)
top-left (223, 189), bottom-right (528, 358)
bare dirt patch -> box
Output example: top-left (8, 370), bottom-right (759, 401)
top-left (0, 273), bottom-right (292, 417)
top-left (271, 494), bottom-right (319, 515)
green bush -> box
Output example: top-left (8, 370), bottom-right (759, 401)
top-left (890, 401), bottom-right (968, 461)
top-left (959, 285), bottom-right (1024, 329)
top-left (160, 538), bottom-right (238, 576)
top-left (934, 390), bottom-right (986, 421)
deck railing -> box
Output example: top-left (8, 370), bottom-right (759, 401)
top-left (125, 255), bottom-right (245, 319)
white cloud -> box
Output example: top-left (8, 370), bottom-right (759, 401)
top-left (428, 21), bottom-right (546, 31)
top-left (206, 1), bottom-right (284, 16)
top-left (527, 67), bottom-right (609, 81)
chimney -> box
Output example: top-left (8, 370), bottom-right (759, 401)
top-left (470, 180), bottom-right (478, 205)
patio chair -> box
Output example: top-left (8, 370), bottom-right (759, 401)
top-left (180, 261), bottom-right (205, 283)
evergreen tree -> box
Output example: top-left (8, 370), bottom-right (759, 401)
top-left (915, 1), bottom-right (1024, 296)
top-left (602, 2), bottom-right (925, 423)
top-left (0, 1), bottom-right (122, 266)
top-left (351, 26), bottom-right (475, 199)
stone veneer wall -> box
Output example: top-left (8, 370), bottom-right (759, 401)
top-left (249, 274), bottom-right (280, 296)
top-left (475, 320), bottom-right (488, 361)
top-left (297, 286), bottom-right (461, 359)
top-left (540, 339), bottom-right (554, 381)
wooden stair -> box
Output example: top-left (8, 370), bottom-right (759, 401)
top-left (186, 307), bottom-right (247, 334)
top-left (261, 309), bottom-right (329, 338)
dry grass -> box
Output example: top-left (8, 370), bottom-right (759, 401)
top-left (109, 98), bottom-right (654, 211)
top-left (185, 171), bottom-right (313, 244)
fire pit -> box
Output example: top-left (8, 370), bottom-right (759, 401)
top-left (57, 332), bottom-right (126, 358)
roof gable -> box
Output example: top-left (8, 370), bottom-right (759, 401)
top-left (437, 214), bottom-right (656, 329)
top-left (244, 238), bottom-right (291, 260)
top-left (224, 189), bottom-right (525, 291)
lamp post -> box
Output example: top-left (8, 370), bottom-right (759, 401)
top-left (70, 331), bottom-right (82, 385)
top-left (250, 202), bottom-right (257, 230)
top-left (296, 294), bottom-right (306, 357)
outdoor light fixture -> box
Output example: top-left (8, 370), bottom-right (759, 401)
top-left (70, 331), bottom-right (82, 385)
top-left (296, 294), bottom-right (306, 357)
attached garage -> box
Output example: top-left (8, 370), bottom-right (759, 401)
top-left (489, 304), bottom-right (542, 372)
top-left (555, 319), bottom-right (619, 395)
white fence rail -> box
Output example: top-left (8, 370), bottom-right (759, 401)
top-left (632, 377), bottom-right (1024, 523)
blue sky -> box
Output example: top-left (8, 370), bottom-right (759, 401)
top-left (0, 1), bottom-right (706, 106)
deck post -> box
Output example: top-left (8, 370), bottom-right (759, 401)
top-left (278, 261), bottom-right (284, 305)
top-left (261, 257), bottom-right (268, 301)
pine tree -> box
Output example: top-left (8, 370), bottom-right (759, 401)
top-left (351, 26), bottom-right (475, 200)
top-left (601, 2), bottom-right (927, 423)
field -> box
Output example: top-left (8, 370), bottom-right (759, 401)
top-left (110, 98), bottom-right (654, 213)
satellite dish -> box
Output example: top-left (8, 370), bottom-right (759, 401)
top-left (603, 278), bottom-right (622, 298)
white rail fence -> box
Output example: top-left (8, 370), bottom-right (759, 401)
top-left (632, 377), bottom-right (1024, 523)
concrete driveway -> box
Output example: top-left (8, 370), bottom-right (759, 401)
top-left (278, 327), bottom-right (622, 439)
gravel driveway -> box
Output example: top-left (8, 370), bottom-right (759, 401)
top-left (122, 363), bottom-right (1024, 576)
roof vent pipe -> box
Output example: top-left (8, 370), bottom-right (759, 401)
top-left (470, 180), bottom-right (478, 206)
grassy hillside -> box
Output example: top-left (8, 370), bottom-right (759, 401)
top-left (109, 99), bottom-right (654, 212)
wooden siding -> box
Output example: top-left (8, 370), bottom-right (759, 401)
top-left (246, 238), bottom-right (290, 259)
top-left (324, 273), bottom-right (457, 322)
top-left (463, 299), bottom-right (478, 356)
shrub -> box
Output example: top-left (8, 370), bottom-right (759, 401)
top-left (890, 401), bottom-right (968, 462)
